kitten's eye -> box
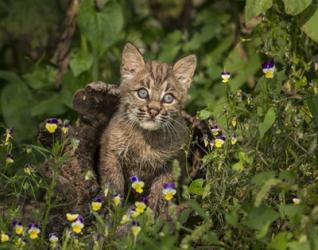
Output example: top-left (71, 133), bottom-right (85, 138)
top-left (162, 93), bottom-right (174, 104)
top-left (137, 88), bottom-right (149, 99)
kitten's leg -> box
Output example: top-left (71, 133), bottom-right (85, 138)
top-left (148, 171), bottom-right (173, 214)
top-left (99, 150), bottom-right (125, 195)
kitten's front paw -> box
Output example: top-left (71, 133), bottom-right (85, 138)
top-left (148, 194), bottom-right (165, 215)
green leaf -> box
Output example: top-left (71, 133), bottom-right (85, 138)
top-left (232, 161), bottom-right (244, 172)
top-left (245, 0), bottom-right (273, 22)
top-left (158, 31), bottom-right (183, 62)
top-left (244, 205), bottom-right (280, 232)
top-left (301, 7), bottom-right (318, 43)
top-left (268, 232), bottom-right (292, 250)
top-left (186, 200), bottom-right (208, 219)
top-left (284, 204), bottom-right (306, 224)
top-left (251, 171), bottom-right (275, 186)
top-left (197, 109), bottom-right (212, 120)
top-left (189, 178), bottom-right (204, 196)
top-left (31, 94), bottom-right (67, 117)
top-left (258, 107), bottom-right (276, 138)
top-left (0, 80), bottom-right (37, 141)
top-left (254, 178), bottom-right (281, 207)
top-left (305, 94), bottom-right (318, 125)
top-left (282, 0), bottom-right (311, 15)
top-left (70, 49), bottom-right (94, 77)
top-left (24, 66), bottom-right (57, 90)
top-left (77, 0), bottom-right (124, 56)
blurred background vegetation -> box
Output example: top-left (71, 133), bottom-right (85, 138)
top-left (0, 0), bottom-right (317, 141)
top-left (1, 0), bottom-right (318, 249)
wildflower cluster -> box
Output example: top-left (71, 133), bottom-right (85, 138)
top-left (0, 220), bottom-right (41, 244)
top-left (44, 118), bottom-right (70, 135)
top-left (204, 121), bottom-right (237, 151)
top-left (66, 213), bottom-right (84, 234)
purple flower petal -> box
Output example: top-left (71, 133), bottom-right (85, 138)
top-left (132, 221), bottom-right (139, 226)
top-left (140, 197), bottom-right (148, 204)
top-left (94, 197), bottom-right (102, 203)
top-left (47, 118), bottom-right (58, 124)
top-left (130, 176), bottom-right (139, 183)
top-left (163, 183), bottom-right (176, 189)
top-left (262, 60), bottom-right (275, 69)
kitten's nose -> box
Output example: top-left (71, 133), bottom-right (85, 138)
top-left (148, 108), bottom-right (160, 118)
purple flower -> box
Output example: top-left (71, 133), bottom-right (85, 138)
top-left (140, 197), bottom-right (148, 204)
top-left (221, 71), bottom-right (231, 83)
top-left (132, 221), bottom-right (139, 226)
top-left (262, 60), bottom-right (276, 78)
top-left (130, 176), bottom-right (139, 183)
top-left (262, 60), bottom-right (275, 70)
top-left (163, 183), bottom-right (176, 189)
top-left (47, 118), bottom-right (58, 124)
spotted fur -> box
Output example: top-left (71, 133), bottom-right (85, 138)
top-left (99, 43), bottom-right (196, 212)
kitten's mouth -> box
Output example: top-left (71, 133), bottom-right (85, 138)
top-left (139, 119), bottom-right (161, 131)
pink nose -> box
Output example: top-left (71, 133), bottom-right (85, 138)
top-left (148, 108), bottom-right (160, 118)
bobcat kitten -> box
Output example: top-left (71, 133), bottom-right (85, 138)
top-left (99, 43), bottom-right (196, 211)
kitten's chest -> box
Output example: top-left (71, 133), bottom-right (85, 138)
top-left (120, 131), bottom-right (181, 168)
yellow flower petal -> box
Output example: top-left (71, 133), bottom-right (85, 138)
top-left (45, 123), bottom-right (58, 134)
top-left (1, 233), bottom-right (10, 242)
top-left (265, 71), bottom-right (274, 79)
top-left (15, 226), bottom-right (24, 235)
top-left (164, 193), bottom-right (174, 201)
top-left (131, 226), bottom-right (141, 238)
top-left (66, 213), bottom-right (79, 222)
top-left (120, 215), bottom-right (130, 225)
top-left (91, 202), bottom-right (102, 212)
top-left (72, 225), bottom-right (82, 234)
top-left (29, 231), bottom-right (39, 240)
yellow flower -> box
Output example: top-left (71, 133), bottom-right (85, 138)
top-left (130, 176), bottom-right (145, 194)
top-left (6, 154), bottom-right (14, 165)
top-left (62, 127), bottom-right (69, 134)
top-left (165, 193), bottom-right (174, 201)
top-left (262, 61), bottom-right (275, 79)
top-left (231, 118), bottom-right (237, 128)
top-left (221, 71), bottom-right (231, 83)
top-left (66, 213), bottom-right (79, 222)
top-left (24, 165), bottom-right (34, 175)
top-left (71, 217), bottom-right (84, 234)
top-left (49, 233), bottom-right (59, 245)
top-left (214, 136), bottom-right (225, 148)
top-left (91, 197), bottom-right (103, 212)
top-left (162, 183), bottom-right (176, 201)
top-left (112, 194), bottom-right (122, 206)
top-left (13, 221), bottom-right (24, 235)
top-left (135, 201), bottom-right (146, 214)
top-left (231, 134), bottom-right (237, 145)
top-left (130, 209), bottom-right (140, 219)
top-left (27, 224), bottom-right (40, 240)
top-left (120, 214), bottom-right (130, 225)
top-left (131, 222), bottom-right (141, 238)
top-left (0, 233), bottom-right (9, 242)
top-left (292, 198), bottom-right (301, 205)
top-left (265, 71), bottom-right (274, 79)
top-left (45, 118), bottom-right (58, 134)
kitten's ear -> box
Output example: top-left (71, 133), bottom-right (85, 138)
top-left (121, 43), bottom-right (145, 80)
top-left (173, 55), bottom-right (197, 89)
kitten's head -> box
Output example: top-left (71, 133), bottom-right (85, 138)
top-left (119, 43), bottom-right (196, 131)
